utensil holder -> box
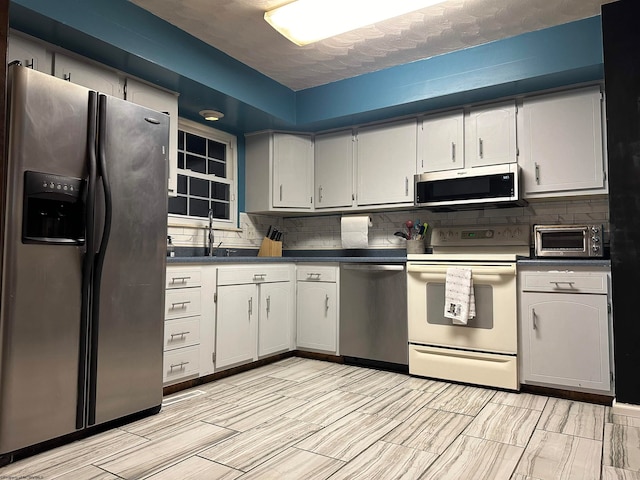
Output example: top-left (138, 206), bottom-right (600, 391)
top-left (406, 239), bottom-right (425, 254)
top-left (257, 237), bottom-right (282, 257)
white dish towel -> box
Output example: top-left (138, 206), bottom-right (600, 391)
top-left (444, 267), bottom-right (476, 325)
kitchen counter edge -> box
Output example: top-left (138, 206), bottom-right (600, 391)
top-left (517, 258), bottom-right (611, 267)
top-left (167, 256), bottom-right (407, 264)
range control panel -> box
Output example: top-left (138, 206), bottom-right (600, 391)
top-left (431, 225), bottom-right (530, 247)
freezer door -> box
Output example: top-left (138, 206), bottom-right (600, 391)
top-left (0, 66), bottom-right (90, 453)
top-left (90, 95), bottom-right (168, 425)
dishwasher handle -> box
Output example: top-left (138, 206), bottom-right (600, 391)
top-left (341, 264), bottom-right (405, 272)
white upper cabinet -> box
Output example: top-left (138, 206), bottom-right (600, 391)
top-left (466, 101), bottom-right (518, 167)
top-left (519, 86), bottom-right (606, 198)
top-left (245, 132), bottom-right (314, 213)
top-left (418, 110), bottom-right (464, 173)
top-left (314, 130), bottom-right (354, 209)
top-left (53, 53), bottom-right (125, 99)
top-left (272, 133), bottom-right (314, 208)
top-left (8, 33), bottom-right (52, 73)
top-left (356, 119), bottom-right (417, 206)
top-left (126, 78), bottom-right (179, 196)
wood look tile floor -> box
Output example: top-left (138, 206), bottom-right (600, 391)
top-left (1, 357), bottom-right (637, 480)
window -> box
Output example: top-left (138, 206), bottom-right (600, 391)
top-left (168, 118), bottom-right (237, 227)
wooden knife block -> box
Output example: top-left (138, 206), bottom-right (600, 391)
top-left (258, 237), bottom-right (282, 257)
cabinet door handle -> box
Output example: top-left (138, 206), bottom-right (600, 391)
top-left (405, 177), bottom-right (409, 196)
top-left (451, 142), bottom-right (456, 162)
top-left (170, 276), bottom-right (191, 284)
top-left (63, 72), bottom-right (71, 82)
top-left (279, 184), bottom-right (283, 201)
top-left (532, 308), bottom-right (537, 330)
top-left (26, 58), bottom-right (34, 69)
top-left (170, 301), bottom-right (191, 309)
top-left (535, 163), bottom-right (540, 184)
top-left (318, 186), bottom-right (323, 203)
top-left (325, 294), bottom-right (329, 312)
top-left (266, 295), bottom-right (271, 315)
top-left (169, 361), bottom-right (189, 371)
top-left (169, 331), bottom-right (191, 339)
top-left (248, 297), bottom-right (253, 317)
top-left (479, 138), bottom-right (484, 159)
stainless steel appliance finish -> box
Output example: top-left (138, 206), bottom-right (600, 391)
top-left (0, 65), bottom-right (169, 457)
top-left (340, 263), bottom-right (408, 366)
top-left (414, 163), bottom-right (525, 210)
top-left (534, 224), bottom-right (604, 258)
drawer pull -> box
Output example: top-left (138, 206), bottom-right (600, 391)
top-left (550, 281), bottom-right (575, 288)
top-left (170, 276), bottom-right (191, 284)
top-left (169, 331), bottom-right (190, 339)
top-left (169, 361), bottom-right (190, 371)
top-left (253, 273), bottom-right (267, 281)
top-left (170, 301), bottom-right (191, 309)
top-left (307, 273), bottom-right (322, 279)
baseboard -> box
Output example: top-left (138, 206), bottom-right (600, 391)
top-left (612, 400), bottom-right (640, 418)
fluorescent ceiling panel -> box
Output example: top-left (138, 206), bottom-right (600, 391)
top-left (264, 0), bottom-right (447, 46)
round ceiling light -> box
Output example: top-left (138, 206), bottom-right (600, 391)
top-left (199, 109), bottom-right (224, 121)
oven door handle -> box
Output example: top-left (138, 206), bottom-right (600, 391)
top-left (406, 264), bottom-right (516, 276)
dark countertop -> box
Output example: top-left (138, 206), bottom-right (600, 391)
top-left (517, 258), bottom-right (611, 268)
top-left (167, 248), bottom-right (407, 265)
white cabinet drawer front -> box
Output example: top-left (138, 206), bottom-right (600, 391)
top-left (164, 316), bottom-right (201, 351)
top-left (217, 265), bottom-right (292, 285)
top-left (165, 288), bottom-right (201, 319)
top-left (166, 268), bottom-right (202, 288)
top-left (296, 265), bottom-right (337, 282)
top-left (520, 272), bottom-right (607, 294)
top-left (163, 346), bottom-right (199, 384)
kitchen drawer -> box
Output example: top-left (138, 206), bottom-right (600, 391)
top-left (520, 271), bottom-right (607, 294)
top-left (163, 345), bottom-right (199, 384)
top-left (164, 316), bottom-right (201, 351)
top-left (296, 265), bottom-right (337, 282)
top-left (217, 265), bottom-right (292, 285)
top-left (165, 288), bottom-right (201, 319)
top-left (166, 267), bottom-right (202, 289)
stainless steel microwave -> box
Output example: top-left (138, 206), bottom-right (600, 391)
top-left (414, 164), bottom-right (525, 210)
top-left (534, 224), bottom-right (604, 258)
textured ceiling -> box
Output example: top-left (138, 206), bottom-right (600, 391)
top-left (129, 0), bottom-right (612, 91)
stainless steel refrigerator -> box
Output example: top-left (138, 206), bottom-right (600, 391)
top-left (0, 64), bottom-right (168, 460)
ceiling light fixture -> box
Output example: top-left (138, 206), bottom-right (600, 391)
top-left (264, 0), bottom-right (446, 46)
top-left (199, 109), bottom-right (224, 121)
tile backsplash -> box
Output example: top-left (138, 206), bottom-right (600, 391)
top-left (168, 197), bottom-right (609, 251)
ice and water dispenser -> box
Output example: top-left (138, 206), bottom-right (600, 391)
top-left (22, 171), bottom-right (85, 244)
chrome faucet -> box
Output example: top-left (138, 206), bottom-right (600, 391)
top-left (208, 209), bottom-right (215, 256)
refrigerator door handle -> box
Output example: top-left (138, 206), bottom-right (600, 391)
top-left (88, 94), bottom-right (114, 426)
top-left (77, 91), bottom-right (99, 430)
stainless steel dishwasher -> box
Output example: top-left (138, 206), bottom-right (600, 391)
top-left (339, 263), bottom-right (408, 367)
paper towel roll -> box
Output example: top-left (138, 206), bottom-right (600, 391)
top-left (341, 215), bottom-right (372, 249)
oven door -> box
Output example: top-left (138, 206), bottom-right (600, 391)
top-left (407, 262), bottom-right (517, 354)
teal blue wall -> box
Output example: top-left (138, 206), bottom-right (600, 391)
top-left (8, 1), bottom-right (605, 216)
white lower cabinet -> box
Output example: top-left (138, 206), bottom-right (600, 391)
top-left (215, 265), bottom-right (294, 371)
top-left (164, 266), bottom-right (203, 385)
top-left (518, 266), bottom-right (612, 393)
top-left (259, 281), bottom-right (294, 357)
top-left (296, 265), bottom-right (339, 353)
top-left (216, 283), bottom-right (257, 370)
